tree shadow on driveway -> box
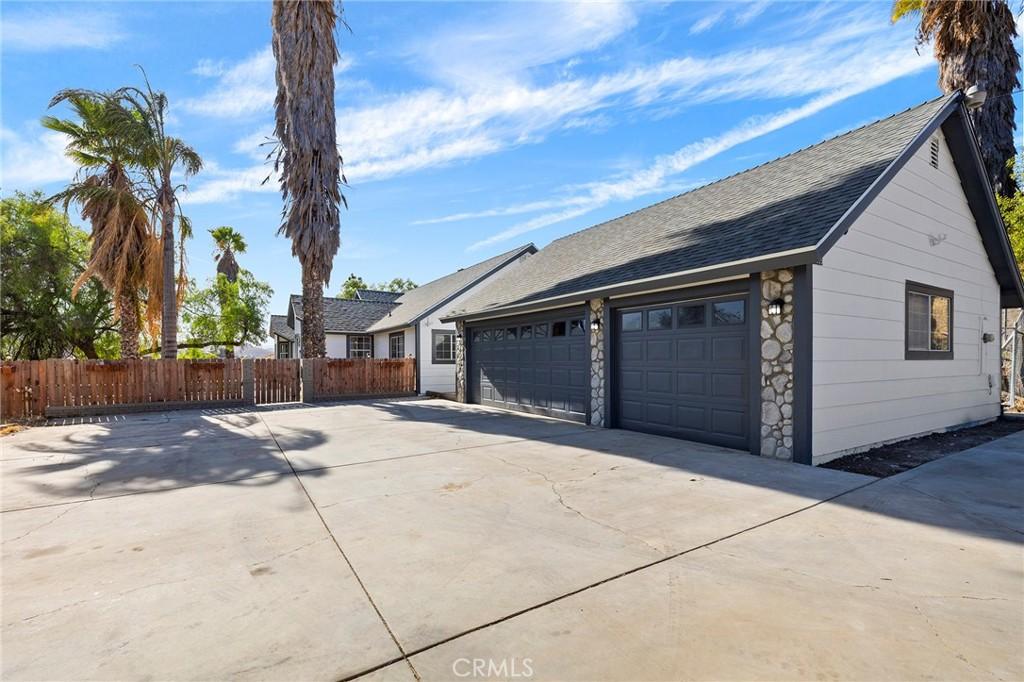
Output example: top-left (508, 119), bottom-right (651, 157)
top-left (2, 408), bottom-right (329, 510)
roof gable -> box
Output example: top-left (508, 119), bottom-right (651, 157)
top-left (366, 243), bottom-right (536, 332)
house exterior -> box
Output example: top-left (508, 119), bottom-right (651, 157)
top-left (270, 244), bottom-right (536, 395)
top-left (441, 93), bottom-right (1024, 465)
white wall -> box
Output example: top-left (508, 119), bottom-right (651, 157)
top-left (811, 130), bottom-right (1002, 463)
top-left (325, 333), bottom-right (348, 358)
top-left (374, 328), bottom-right (415, 359)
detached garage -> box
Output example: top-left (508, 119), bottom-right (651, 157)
top-left (443, 92), bottom-right (1024, 465)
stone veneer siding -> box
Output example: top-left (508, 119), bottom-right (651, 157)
top-left (454, 320), bottom-right (466, 403)
top-left (588, 299), bottom-right (606, 427)
top-left (760, 269), bottom-right (795, 460)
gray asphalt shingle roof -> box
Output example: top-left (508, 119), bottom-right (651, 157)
top-left (451, 95), bottom-right (953, 317)
top-left (289, 295), bottom-right (398, 333)
top-left (268, 315), bottom-right (295, 341)
top-left (366, 244), bottom-right (535, 332)
top-left (355, 289), bottom-right (403, 302)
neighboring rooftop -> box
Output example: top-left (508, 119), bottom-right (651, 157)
top-left (289, 295), bottom-right (398, 333)
top-left (451, 95), bottom-right (955, 317)
top-left (268, 314), bottom-right (295, 341)
top-left (354, 289), bottom-right (403, 303)
top-left (366, 243), bottom-right (536, 332)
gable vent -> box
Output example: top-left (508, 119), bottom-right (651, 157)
top-left (929, 136), bottom-right (940, 169)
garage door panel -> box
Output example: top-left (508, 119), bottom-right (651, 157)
top-left (646, 371), bottom-right (673, 393)
top-left (712, 336), bottom-right (745, 363)
top-left (677, 372), bottom-right (705, 395)
top-left (615, 294), bottom-right (749, 451)
top-left (646, 339), bottom-right (673, 361)
top-left (469, 309), bottom-right (587, 422)
top-left (676, 338), bottom-right (706, 362)
top-left (711, 372), bottom-right (745, 399)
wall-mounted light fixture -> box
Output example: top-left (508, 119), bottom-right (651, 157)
top-left (590, 317), bottom-right (602, 332)
top-left (767, 299), bottom-right (785, 316)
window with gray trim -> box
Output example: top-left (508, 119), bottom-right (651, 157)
top-left (432, 330), bottom-right (456, 364)
top-left (389, 332), bottom-right (405, 358)
top-left (906, 281), bottom-right (953, 359)
top-left (348, 335), bottom-right (373, 358)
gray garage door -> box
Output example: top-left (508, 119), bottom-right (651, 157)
top-left (468, 310), bottom-right (588, 422)
top-left (615, 295), bottom-right (749, 450)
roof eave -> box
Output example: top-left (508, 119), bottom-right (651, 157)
top-left (441, 247), bottom-right (818, 323)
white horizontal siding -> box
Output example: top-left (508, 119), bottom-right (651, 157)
top-left (811, 130), bottom-right (1001, 463)
top-left (325, 333), bottom-right (348, 359)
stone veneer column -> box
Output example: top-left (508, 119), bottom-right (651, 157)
top-left (588, 299), bottom-right (607, 427)
top-left (760, 269), bottom-right (795, 460)
top-left (454, 320), bottom-right (467, 403)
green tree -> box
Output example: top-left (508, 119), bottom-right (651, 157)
top-left (272, 0), bottom-right (344, 358)
top-left (43, 90), bottom-right (158, 358)
top-left (338, 273), bottom-right (368, 299)
top-left (1, 192), bottom-right (118, 359)
top-left (996, 157), bottom-right (1024, 273)
top-left (178, 271), bottom-right (273, 357)
top-left (338, 274), bottom-right (417, 298)
top-left (892, 0), bottom-right (1020, 196)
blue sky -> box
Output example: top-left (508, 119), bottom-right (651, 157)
top-left (3, 1), bottom-right (1021, 324)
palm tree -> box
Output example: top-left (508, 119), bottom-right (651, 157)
top-left (209, 226), bottom-right (246, 283)
top-left (271, 0), bottom-right (345, 358)
top-left (209, 226), bottom-right (247, 358)
top-left (116, 74), bottom-right (203, 359)
top-left (893, 0), bottom-right (1020, 196)
top-left (43, 91), bottom-right (158, 359)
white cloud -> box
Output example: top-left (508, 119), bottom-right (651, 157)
top-left (0, 127), bottom-right (77, 190)
top-left (690, 9), bottom-right (725, 35)
top-left (466, 50), bottom-right (931, 251)
top-left (184, 47), bottom-right (355, 118)
top-left (189, 6), bottom-right (929, 207)
top-left (735, 1), bottom-right (772, 27)
top-left (406, 1), bottom-right (637, 86)
top-left (1, 8), bottom-right (125, 51)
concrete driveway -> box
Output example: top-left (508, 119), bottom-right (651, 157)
top-left (2, 399), bottom-right (1021, 681)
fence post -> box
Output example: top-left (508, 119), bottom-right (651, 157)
top-left (301, 359), bottom-right (315, 403)
top-left (242, 359), bottom-right (255, 406)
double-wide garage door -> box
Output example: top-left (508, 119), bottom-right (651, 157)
top-left (468, 310), bottom-right (588, 422)
top-left (615, 295), bottom-right (749, 449)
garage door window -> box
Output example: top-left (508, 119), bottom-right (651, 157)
top-left (552, 321), bottom-right (566, 336)
top-left (569, 319), bottom-right (585, 336)
top-left (506, 327), bottom-right (518, 339)
top-left (535, 323), bottom-right (549, 337)
top-left (712, 300), bottom-right (745, 325)
top-left (677, 304), bottom-right (705, 327)
top-left (520, 325), bottom-right (532, 339)
top-left (647, 308), bottom-right (673, 330)
top-left (621, 311), bottom-right (643, 331)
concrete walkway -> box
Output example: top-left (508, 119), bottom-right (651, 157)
top-left (2, 400), bottom-right (1020, 680)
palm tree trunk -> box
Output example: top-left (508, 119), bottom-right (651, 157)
top-left (118, 294), bottom-right (140, 359)
top-left (301, 268), bottom-right (326, 358)
top-left (160, 188), bottom-right (177, 359)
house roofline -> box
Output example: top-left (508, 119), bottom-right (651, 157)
top-left (440, 246), bottom-right (818, 323)
top-left (370, 243), bottom-right (538, 332)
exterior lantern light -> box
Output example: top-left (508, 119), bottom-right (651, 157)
top-left (590, 317), bottom-right (602, 332)
top-left (767, 299), bottom-right (785, 316)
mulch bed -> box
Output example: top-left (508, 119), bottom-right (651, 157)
top-left (821, 416), bottom-right (1024, 478)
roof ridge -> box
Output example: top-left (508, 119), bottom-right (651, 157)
top-left (546, 93), bottom-right (953, 247)
top-left (409, 242), bottom-right (534, 289)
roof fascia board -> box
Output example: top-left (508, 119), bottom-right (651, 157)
top-left (441, 247), bottom-right (817, 323)
top-left (939, 109), bottom-right (1024, 308)
top-left (814, 94), bottom-right (960, 259)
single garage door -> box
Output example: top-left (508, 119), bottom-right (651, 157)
top-left (468, 310), bottom-right (588, 422)
top-left (615, 295), bottom-right (749, 449)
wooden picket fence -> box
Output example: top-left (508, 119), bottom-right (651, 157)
top-left (253, 358), bottom-right (301, 404)
top-left (309, 357), bottom-right (416, 399)
top-left (1, 357), bottom-right (417, 421)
